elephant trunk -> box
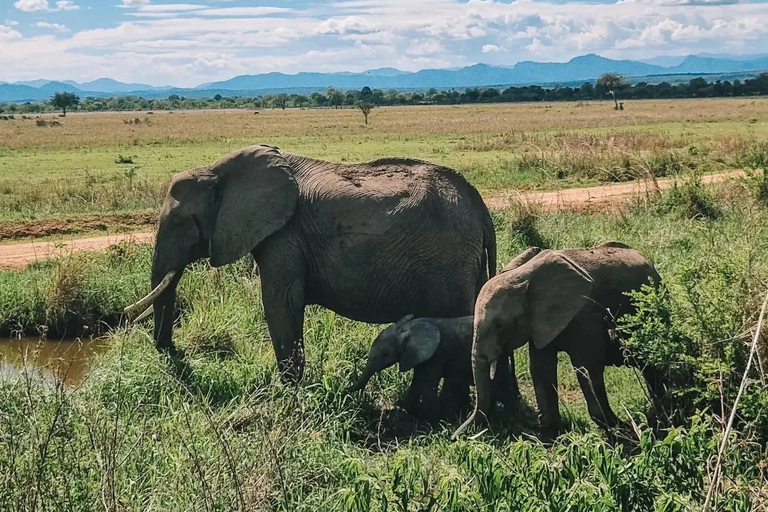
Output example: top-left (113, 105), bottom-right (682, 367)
top-left (453, 355), bottom-right (493, 439)
top-left (151, 248), bottom-right (185, 352)
top-left (349, 368), bottom-right (374, 392)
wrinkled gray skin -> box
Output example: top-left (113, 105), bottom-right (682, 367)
top-left (455, 242), bottom-right (664, 439)
top-left (150, 145), bottom-right (496, 382)
top-left (350, 315), bottom-right (518, 419)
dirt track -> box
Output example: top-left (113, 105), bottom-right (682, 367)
top-left (0, 233), bottom-right (155, 269)
top-left (0, 171), bottom-right (746, 269)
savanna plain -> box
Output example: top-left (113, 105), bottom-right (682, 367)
top-left (2, 98), bottom-right (768, 510)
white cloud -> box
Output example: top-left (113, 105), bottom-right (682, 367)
top-left (0, 23), bottom-right (23, 42)
top-left (14, 0), bottom-right (80, 11)
top-left (14, 0), bottom-right (49, 12)
top-left (196, 7), bottom-right (291, 16)
top-left (406, 39), bottom-right (444, 56)
top-left (482, 44), bottom-right (504, 53)
top-left (136, 4), bottom-right (205, 13)
top-left (3, 0), bottom-right (768, 86)
top-left (5, 19), bottom-right (20, 26)
top-left (35, 21), bottom-right (70, 32)
top-left (55, 1), bottom-right (79, 10)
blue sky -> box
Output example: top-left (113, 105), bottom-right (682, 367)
top-left (2, 0), bottom-right (767, 86)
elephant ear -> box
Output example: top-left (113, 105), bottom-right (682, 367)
top-left (210, 146), bottom-right (299, 267)
top-left (399, 321), bottom-right (441, 372)
top-left (527, 251), bottom-right (594, 350)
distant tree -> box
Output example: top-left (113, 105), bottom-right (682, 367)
top-left (595, 73), bottom-right (629, 110)
top-left (273, 93), bottom-right (288, 110)
top-left (213, 93), bottom-right (223, 101)
top-left (357, 101), bottom-right (375, 124)
top-left (168, 94), bottom-right (181, 102)
top-left (310, 92), bottom-right (327, 106)
top-left (50, 92), bottom-right (79, 116)
top-left (480, 88), bottom-right (500, 102)
top-left (293, 95), bottom-right (309, 108)
top-left (360, 86), bottom-right (373, 101)
top-left (463, 87), bottom-right (481, 103)
top-left (326, 86), bottom-right (344, 109)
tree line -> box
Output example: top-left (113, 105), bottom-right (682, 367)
top-left (2, 73), bottom-right (767, 115)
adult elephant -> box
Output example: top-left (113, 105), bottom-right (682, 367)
top-left (125, 145), bottom-right (496, 383)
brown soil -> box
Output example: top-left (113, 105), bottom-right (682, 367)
top-left (0, 212), bottom-right (156, 241)
top-left (0, 170), bottom-right (747, 270)
top-left (483, 170), bottom-right (746, 211)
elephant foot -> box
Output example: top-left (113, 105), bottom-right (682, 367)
top-left (497, 392), bottom-right (523, 413)
top-left (277, 355), bottom-right (305, 385)
top-left (538, 425), bottom-right (560, 444)
top-left (278, 366), bottom-right (303, 385)
top-left (159, 346), bottom-right (192, 381)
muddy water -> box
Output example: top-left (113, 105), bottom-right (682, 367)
top-left (0, 337), bottom-right (108, 386)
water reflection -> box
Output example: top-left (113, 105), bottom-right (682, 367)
top-left (0, 337), bottom-right (107, 386)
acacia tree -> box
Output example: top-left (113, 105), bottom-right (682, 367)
top-left (51, 92), bottom-right (79, 116)
top-left (357, 101), bottom-right (374, 124)
top-left (595, 73), bottom-right (629, 110)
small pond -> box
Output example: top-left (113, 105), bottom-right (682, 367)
top-left (0, 337), bottom-right (108, 386)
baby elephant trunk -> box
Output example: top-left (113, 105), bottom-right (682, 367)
top-left (349, 366), bottom-right (375, 392)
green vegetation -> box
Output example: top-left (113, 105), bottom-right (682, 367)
top-left (1, 99), bottom-right (767, 226)
top-left (1, 182), bottom-right (767, 509)
top-left (50, 92), bottom-right (80, 117)
top-left (2, 74), bottom-right (768, 114)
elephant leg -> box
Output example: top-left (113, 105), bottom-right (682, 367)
top-left (642, 365), bottom-right (666, 401)
top-left (493, 354), bottom-right (521, 411)
top-left (406, 366), bottom-right (441, 421)
top-left (529, 345), bottom-right (560, 438)
top-left (440, 377), bottom-right (471, 415)
top-left (261, 278), bottom-right (306, 384)
top-left (255, 242), bottom-right (307, 384)
top-left (573, 362), bottom-right (618, 430)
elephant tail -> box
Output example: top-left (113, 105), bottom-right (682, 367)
top-left (453, 355), bottom-right (492, 439)
top-left (483, 213), bottom-right (497, 280)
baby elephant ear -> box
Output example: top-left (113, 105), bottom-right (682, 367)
top-left (527, 252), bottom-right (594, 350)
top-left (399, 321), bottom-right (441, 373)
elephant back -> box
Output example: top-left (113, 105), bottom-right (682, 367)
top-left (560, 245), bottom-right (660, 317)
top-left (285, 154), bottom-right (471, 209)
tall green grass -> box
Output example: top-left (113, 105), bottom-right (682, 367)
top-left (1, 182), bottom-right (768, 509)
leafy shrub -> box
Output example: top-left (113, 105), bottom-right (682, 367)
top-left (115, 154), bottom-right (135, 164)
top-left (620, 254), bottom-right (768, 441)
top-left (743, 169), bottom-right (768, 207)
top-left (739, 140), bottom-right (768, 171)
top-left (657, 175), bottom-right (719, 220)
top-left (503, 199), bottom-right (548, 248)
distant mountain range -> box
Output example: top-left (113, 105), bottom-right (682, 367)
top-left (2, 53), bottom-right (768, 103)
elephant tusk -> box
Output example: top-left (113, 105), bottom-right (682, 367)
top-left (490, 360), bottom-right (497, 380)
top-left (133, 305), bottom-right (154, 323)
top-left (123, 270), bottom-right (177, 321)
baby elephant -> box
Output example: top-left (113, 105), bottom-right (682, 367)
top-left (455, 242), bottom-right (665, 439)
top-left (350, 314), bottom-right (518, 420)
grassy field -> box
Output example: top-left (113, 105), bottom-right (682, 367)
top-left (1, 98), bottom-right (768, 226)
top-left (1, 98), bottom-right (768, 510)
top-left (2, 175), bottom-right (768, 509)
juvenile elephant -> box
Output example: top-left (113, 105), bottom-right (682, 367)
top-left (124, 145), bottom-right (496, 383)
top-left (454, 242), bottom-right (664, 439)
top-left (350, 315), bottom-right (518, 419)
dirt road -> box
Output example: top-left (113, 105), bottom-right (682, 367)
top-left (0, 170), bottom-right (747, 269)
top-left (0, 233), bottom-right (154, 270)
